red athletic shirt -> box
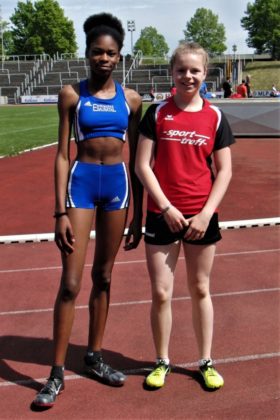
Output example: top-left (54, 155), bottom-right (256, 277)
top-left (236, 84), bottom-right (247, 97)
top-left (139, 97), bottom-right (235, 214)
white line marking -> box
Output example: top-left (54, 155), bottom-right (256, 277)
top-left (0, 352), bottom-right (279, 388)
top-left (0, 248), bottom-right (279, 275)
top-left (0, 288), bottom-right (279, 316)
top-left (1, 217), bottom-right (279, 243)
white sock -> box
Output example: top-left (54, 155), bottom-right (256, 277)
top-left (156, 357), bottom-right (170, 366)
top-left (199, 358), bottom-right (212, 367)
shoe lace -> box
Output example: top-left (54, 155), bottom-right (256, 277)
top-left (205, 366), bottom-right (216, 376)
top-left (101, 362), bottom-right (114, 375)
top-left (152, 364), bottom-right (167, 376)
top-left (40, 378), bottom-right (58, 395)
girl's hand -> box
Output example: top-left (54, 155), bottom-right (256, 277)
top-left (54, 216), bottom-right (75, 255)
top-left (124, 218), bottom-right (143, 250)
top-left (184, 212), bottom-right (211, 241)
top-left (163, 205), bottom-right (189, 233)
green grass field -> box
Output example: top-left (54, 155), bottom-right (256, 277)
top-left (244, 61), bottom-right (280, 90)
top-left (0, 105), bottom-right (59, 156)
top-left (0, 103), bottom-right (151, 157)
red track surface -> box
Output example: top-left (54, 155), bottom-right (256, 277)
top-left (0, 138), bottom-right (279, 419)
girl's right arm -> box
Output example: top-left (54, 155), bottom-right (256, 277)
top-left (135, 134), bottom-right (188, 233)
top-left (54, 85), bottom-right (77, 254)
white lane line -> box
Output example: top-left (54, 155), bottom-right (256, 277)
top-left (0, 352), bottom-right (279, 388)
top-left (0, 287), bottom-right (279, 316)
top-left (0, 248), bottom-right (279, 275)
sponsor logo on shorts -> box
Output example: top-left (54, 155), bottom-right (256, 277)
top-left (111, 196), bottom-right (121, 203)
top-left (145, 231), bottom-right (156, 238)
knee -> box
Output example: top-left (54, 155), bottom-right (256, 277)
top-left (91, 269), bottom-right (112, 293)
top-left (152, 286), bottom-right (171, 306)
top-left (189, 277), bottom-right (210, 300)
top-left (59, 277), bottom-right (81, 302)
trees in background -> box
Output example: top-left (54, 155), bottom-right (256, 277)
top-left (241, 0), bottom-right (280, 59)
top-left (134, 27), bottom-right (169, 57)
top-left (7, 0), bottom-right (77, 57)
top-left (182, 8), bottom-right (227, 55)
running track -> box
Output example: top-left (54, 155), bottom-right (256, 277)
top-left (0, 138), bottom-right (279, 419)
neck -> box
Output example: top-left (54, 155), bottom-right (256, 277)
top-left (87, 76), bottom-right (115, 95)
top-left (173, 92), bottom-right (203, 112)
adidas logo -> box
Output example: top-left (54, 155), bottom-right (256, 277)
top-left (165, 114), bottom-right (173, 120)
top-left (111, 196), bottom-right (121, 203)
top-left (84, 101), bottom-right (92, 106)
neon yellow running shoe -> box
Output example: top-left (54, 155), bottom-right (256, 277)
top-left (199, 360), bottom-right (224, 389)
top-left (145, 361), bottom-right (171, 388)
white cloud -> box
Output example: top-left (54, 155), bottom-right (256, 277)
top-left (1, 0), bottom-right (254, 56)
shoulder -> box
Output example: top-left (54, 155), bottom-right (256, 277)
top-left (123, 87), bottom-right (142, 113)
top-left (58, 83), bottom-right (79, 107)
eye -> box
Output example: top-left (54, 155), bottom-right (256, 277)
top-left (108, 51), bottom-right (118, 57)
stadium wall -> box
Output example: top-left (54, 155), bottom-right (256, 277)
top-left (211, 98), bottom-right (280, 137)
top-left (19, 94), bottom-right (280, 137)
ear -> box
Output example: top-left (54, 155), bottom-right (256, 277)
top-left (203, 67), bottom-right (207, 79)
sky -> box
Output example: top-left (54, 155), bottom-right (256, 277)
top-left (1, 0), bottom-right (255, 57)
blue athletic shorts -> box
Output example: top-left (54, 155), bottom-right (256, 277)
top-left (144, 211), bottom-right (222, 245)
top-left (66, 161), bottom-right (129, 211)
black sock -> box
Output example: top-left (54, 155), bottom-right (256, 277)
top-left (85, 350), bottom-right (102, 363)
top-left (50, 365), bottom-right (64, 380)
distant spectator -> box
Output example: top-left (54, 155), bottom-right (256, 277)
top-left (199, 81), bottom-right (208, 98)
top-left (270, 84), bottom-right (279, 97)
top-left (222, 78), bottom-right (232, 98)
top-left (245, 75), bottom-right (252, 97)
top-left (236, 80), bottom-right (248, 98)
top-left (150, 87), bottom-right (155, 101)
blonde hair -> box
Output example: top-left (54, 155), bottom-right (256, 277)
top-left (170, 42), bottom-right (209, 70)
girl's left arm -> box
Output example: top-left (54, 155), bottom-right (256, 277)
top-left (202, 146), bottom-right (233, 218)
top-left (185, 146), bottom-right (233, 240)
top-left (124, 89), bottom-right (143, 250)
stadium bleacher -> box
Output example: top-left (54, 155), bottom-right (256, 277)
top-left (0, 55), bottom-right (226, 103)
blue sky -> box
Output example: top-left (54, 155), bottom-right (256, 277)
top-left (1, 0), bottom-right (255, 56)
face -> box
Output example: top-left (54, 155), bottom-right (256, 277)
top-left (87, 35), bottom-right (120, 77)
top-left (171, 52), bottom-right (206, 96)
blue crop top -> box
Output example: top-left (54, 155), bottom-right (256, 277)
top-left (73, 79), bottom-right (130, 143)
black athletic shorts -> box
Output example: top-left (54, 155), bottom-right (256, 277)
top-left (144, 211), bottom-right (222, 245)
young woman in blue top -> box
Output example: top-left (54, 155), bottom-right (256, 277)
top-left (33, 13), bottom-right (143, 408)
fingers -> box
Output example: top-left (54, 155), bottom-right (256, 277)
top-left (123, 229), bottom-right (142, 251)
top-left (165, 214), bottom-right (189, 233)
top-left (55, 228), bottom-right (75, 255)
top-left (183, 218), bottom-right (206, 241)
top-left (184, 227), bottom-right (205, 241)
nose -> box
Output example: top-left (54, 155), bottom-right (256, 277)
top-left (184, 70), bottom-right (192, 78)
top-left (99, 52), bottom-right (109, 61)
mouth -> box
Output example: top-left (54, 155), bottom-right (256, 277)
top-left (182, 82), bottom-right (194, 89)
top-left (99, 65), bottom-right (112, 71)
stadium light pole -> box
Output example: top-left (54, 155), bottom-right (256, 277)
top-left (232, 44), bottom-right (237, 88)
top-left (127, 20), bottom-right (135, 56)
top-left (0, 4), bottom-right (4, 70)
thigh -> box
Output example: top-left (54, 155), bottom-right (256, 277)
top-left (145, 242), bottom-right (181, 295)
top-left (183, 243), bottom-right (216, 288)
top-left (61, 208), bottom-right (94, 282)
top-left (93, 208), bottom-right (128, 271)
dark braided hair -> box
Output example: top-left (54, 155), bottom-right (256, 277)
top-left (83, 13), bottom-right (125, 54)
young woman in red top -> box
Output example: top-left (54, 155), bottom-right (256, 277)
top-left (136, 42), bottom-right (235, 390)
